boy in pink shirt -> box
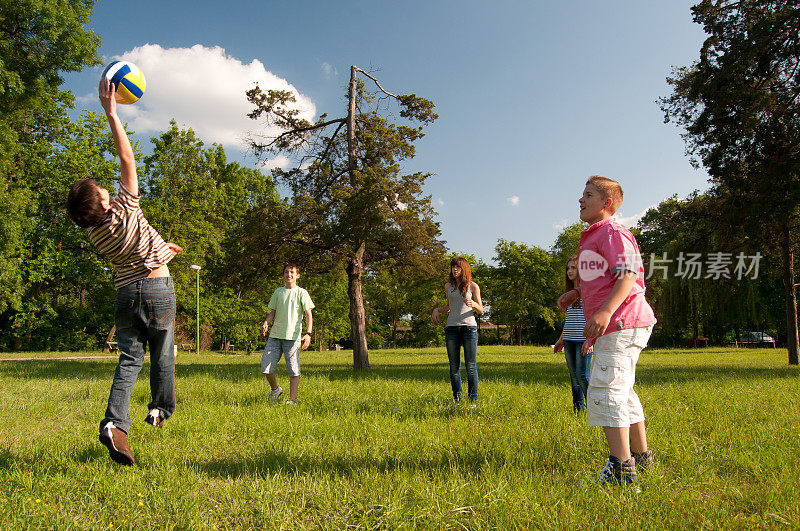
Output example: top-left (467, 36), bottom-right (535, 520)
top-left (559, 175), bottom-right (656, 487)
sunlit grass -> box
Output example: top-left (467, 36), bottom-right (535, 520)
top-left (0, 346), bottom-right (797, 528)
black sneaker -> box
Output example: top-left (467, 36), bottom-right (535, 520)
top-left (99, 423), bottom-right (135, 466)
top-left (144, 409), bottom-right (165, 428)
top-left (596, 456), bottom-right (639, 489)
top-left (632, 449), bottom-right (653, 471)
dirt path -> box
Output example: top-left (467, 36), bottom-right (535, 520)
top-left (0, 355), bottom-right (116, 362)
top-left (0, 353), bottom-right (245, 362)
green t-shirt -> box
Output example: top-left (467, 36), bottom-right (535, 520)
top-left (268, 286), bottom-right (315, 340)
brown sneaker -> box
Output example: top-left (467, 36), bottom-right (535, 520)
top-left (99, 423), bottom-right (135, 466)
top-left (632, 449), bottom-right (654, 471)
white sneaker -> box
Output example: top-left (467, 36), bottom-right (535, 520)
top-left (285, 400), bottom-right (296, 406)
top-left (268, 386), bottom-right (284, 404)
top-left (144, 408), bottom-right (164, 427)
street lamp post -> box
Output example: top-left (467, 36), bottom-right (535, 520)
top-left (190, 265), bottom-right (201, 353)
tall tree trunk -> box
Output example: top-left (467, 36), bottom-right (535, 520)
top-left (345, 65), bottom-right (369, 369)
top-left (347, 65), bottom-right (358, 181)
top-left (347, 242), bottom-right (370, 369)
top-left (781, 222), bottom-right (799, 365)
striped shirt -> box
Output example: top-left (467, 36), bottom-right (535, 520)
top-left (87, 185), bottom-right (176, 289)
top-left (562, 299), bottom-right (587, 341)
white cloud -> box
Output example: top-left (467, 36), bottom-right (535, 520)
top-left (507, 195), bottom-right (520, 206)
top-left (614, 205), bottom-right (656, 228)
top-left (553, 218), bottom-right (570, 231)
top-left (437, 198), bottom-right (445, 206)
top-left (112, 44), bottom-right (316, 151)
top-left (259, 155), bottom-right (291, 171)
top-left (321, 62), bottom-right (338, 78)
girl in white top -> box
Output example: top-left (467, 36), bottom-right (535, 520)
top-left (432, 257), bottom-right (484, 403)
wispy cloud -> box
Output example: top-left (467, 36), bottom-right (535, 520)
top-left (321, 62), bottom-right (338, 78)
top-left (553, 218), bottom-right (570, 231)
top-left (259, 155), bottom-right (291, 171)
top-left (507, 195), bottom-right (520, 206)
top-left (615, 205), bottom-right (656, 228)
top-left (437, 198), bottom-right (445, 206)
top-left (107, 44), bottom-right (315, 154)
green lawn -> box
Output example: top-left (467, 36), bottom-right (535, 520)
top-left (0, 346), bottom-right (797, 529)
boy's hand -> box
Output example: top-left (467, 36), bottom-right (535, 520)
top-left (99, 78), bottom-right (117, 116)
top-left (558, 289), bottom-right (579, 311)
top-left (553, 338), bottom-right (563, 353)
top-left (584, 309), bottom-right (612, 338)
top-left (166, 242), bottom-right (183, 255)
top-left (301, 334), bottom-right (311, 350)
top-left (261, 321), bottom-right (269, 337)
top-left (582, 341), bottom-right (593, 356)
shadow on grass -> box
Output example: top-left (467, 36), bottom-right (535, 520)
top-left (0, 358), bottom-right (796, 387)
top-left (193, 445), bottom-right (509, 479)
top-left (0, 444), bottom-right (109, 471)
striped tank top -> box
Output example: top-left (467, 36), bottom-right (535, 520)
top-left (87, 185), bottom-right (176, 289)
top-left (563, 299), bottom-right (587, 341)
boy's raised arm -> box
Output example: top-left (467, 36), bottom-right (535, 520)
top-left (99, 79), bottom-right (138, 195)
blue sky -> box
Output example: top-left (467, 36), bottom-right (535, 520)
top-left (64, 0), bottom-right (710, 263)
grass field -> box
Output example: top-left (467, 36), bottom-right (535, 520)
top-left (0, 346), bottom-right (798, 529)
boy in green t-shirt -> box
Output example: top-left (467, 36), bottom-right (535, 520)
top-left (260, 263), bottom-right (315, 405)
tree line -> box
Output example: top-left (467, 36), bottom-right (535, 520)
top-left (1, 0), bottom-right (798, 366)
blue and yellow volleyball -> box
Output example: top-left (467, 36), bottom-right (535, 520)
top-left (101, 61), bottom-right (146, 104)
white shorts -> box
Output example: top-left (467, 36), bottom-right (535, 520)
top-left (261, 337), bottom-right (301, 377)
top-left (586, 326), bottom-right (652, 428)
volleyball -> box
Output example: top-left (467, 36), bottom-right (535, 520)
top-left (101, 61), bottom-right (146, 104)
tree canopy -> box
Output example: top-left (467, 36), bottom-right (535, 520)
top-left (245, 66), bottom-right (444, 369)
top-left (661, 0), bottom-right (800, 364)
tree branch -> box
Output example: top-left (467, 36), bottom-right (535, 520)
top-left (355, 68), bottom-right (399, 99)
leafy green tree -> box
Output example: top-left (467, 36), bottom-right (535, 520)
top-left (486, 240), bottom-right (558, 345)
top-left (637, 193), bottom-right (784, 346)
top-left (0, 0), bottom-right (100, 320)
top-left (0, 111), bottom-right (122, 350)
top-left (140, 122), bottom-right (280, 347)
top-left (661, 0), bottom-right (800, 364)
top-left (304, 270), bottom-right (351, 351)
top-left (245, 66), bottom-right (442, 369)
top-left (550, 222), bottom-right (586, 270)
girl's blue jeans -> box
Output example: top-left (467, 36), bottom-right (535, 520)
top-left (564, 339), bottom-right (592, 412)
top-left (102, 277), bottom-right (176, 433)
top-left (445, 325), bottom-right (479, 402)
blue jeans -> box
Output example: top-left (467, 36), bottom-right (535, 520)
top-left (102, 277), bottom-right (176, 433)
top-left (564, 339), bottom-right (592, 412)
top-left (445, 326), bottom-right (479, 402)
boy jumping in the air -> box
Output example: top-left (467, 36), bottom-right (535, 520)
top-left (67, 79), bottom-right (182, 466)
top-left (261, 263), bottom-right (315, 405)
top-left (559, 175), bottom-right (656, 487)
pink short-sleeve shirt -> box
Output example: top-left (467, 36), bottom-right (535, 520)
top-left (578, 217), bottom-right (656, 341)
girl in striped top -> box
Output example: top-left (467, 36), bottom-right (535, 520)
top-left (554, 255), bottom-right (593, 412)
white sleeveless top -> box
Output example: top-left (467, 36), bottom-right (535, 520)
top-left (446, 282), bottom-right (478, 327)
